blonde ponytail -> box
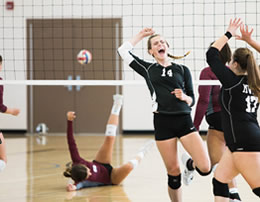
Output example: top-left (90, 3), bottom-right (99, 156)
top-left (167, 51), bottom-right (191, 59)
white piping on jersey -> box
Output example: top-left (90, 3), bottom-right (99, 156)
top-left (131, 57), bottom-right (159, 112)
top-left (222, 77), bottom-right (245, 143)
top-left (118, 41), bottom-right (159, 112)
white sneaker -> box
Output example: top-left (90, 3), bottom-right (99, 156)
top-left (138, 139), bottom-right (155, 156)
top-left (113, 94), bottom-right (123, 105)
top-left (181, 153), bottom-right (195, 186)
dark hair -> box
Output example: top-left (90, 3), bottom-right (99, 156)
top-left (209, 42), bottom-right (231, 65)
top-left (147, 34), bottom-right (190, 59)
top-left (233, 47), bottom-right (260, 100)
top-left (63, 164), bottom-right (88, 182)
top-left (0, 55), bottom-right (2, 63)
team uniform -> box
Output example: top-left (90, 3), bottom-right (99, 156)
top-left (118, 41), bottom-right (196, 140)
top-left (67, 120), bottom-right (113, 189)
top-left (0, 78), bottom-right (7, 114)
top-left (194, 67), bottom-right (223, 131)
top-left (206, 47), bottom-right (260, 152)
top-left (0, 77), bottom-right (7, 143)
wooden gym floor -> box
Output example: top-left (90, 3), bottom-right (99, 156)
top-left (0, 133), bottom-right (258, 202)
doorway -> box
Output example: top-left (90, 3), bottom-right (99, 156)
top-left (27, 18), bottom-right (122, 133)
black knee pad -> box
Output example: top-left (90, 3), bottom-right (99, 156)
top-left (168, 174), bottom-right (181, 189)
top-left (212, 178), bottom-right (229, 198)
top-left (253, 187), bottom-right (260, 197)
top-left (196, 167), bottom-right (212, 176)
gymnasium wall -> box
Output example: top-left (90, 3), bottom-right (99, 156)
top-left (0, 0), bottom-right (259, 131)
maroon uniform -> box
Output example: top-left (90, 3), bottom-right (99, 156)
top-left (67, 120), bottom-right (112, 185)
top-left (0, 78), bottom-right (7, 113)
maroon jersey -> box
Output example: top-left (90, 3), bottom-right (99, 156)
top-left (0, 78), bottom-right (7, 113)
top-left (67, 120), bottom-right (112, 184)
top-left (193, 67), bottom-right (221, 130)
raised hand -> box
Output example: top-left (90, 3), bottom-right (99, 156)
top-left (236, 24), bottom-right (253, 42)
top-left (227, 18), bottom-right (242, 37)
top-left (67, 111), bottom-right (76, 121)
top-left (139, 27), bottom-right (155, 38)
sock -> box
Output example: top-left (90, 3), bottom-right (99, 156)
top-left (105, 124), bottom-right (117, 136)
top-left (129, 159), bottom-right (139, 169)
top-left (229, 188), bottom-right (241, 200)
top-left (0, 160), bottom-right (6, 172)
top-left (111, 103), bottom-right (122, 115)
top-left (137, 151), bottom-right (144, 160)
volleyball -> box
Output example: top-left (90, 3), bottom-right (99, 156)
top-left (77, 49), bottom-right (92, 64)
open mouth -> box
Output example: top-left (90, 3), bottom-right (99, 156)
top-left (158, 48), bottom-right (165, 55)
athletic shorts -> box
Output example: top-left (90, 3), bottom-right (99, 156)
top-left (205, 112), bottom-right (223, 132)
top-left (93, 160), bottom-right (113, 176)
top-left (153, 113), bottom-right (197, 141)
top-left (226, 121), bottom-right (260, 152)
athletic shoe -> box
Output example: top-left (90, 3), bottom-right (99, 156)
top-left (181, 153), bottom-right (195, 186)
top-left (138, 139), bottom-right (155, 156)
top-left (113, 94), bottom-right (123, 105)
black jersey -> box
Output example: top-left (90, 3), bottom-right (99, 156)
top-left (207, 47), bottom-right (260, 150)
top-left (118, 41), bottom-right (195, 115)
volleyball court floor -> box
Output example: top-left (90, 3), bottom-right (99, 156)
top-left (0, 133), bottom-right (258, 202)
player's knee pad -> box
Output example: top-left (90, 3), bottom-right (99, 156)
top-left (0, 160), bottom-right (6, 172)
top-left (196, 167), bottom-right (212, 176)
top-left (168, 174), bottom-right (181, 189)
top-left (105, 124), bottom-right (117, 136)
top-left (212, 177), bottom-right (229, 198)
top-left (253, 187), bottom-right (260, 197)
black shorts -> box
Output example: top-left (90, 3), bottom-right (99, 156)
top-left (226, 121), bottom-right (260, 152)
top-left (93, 160), bottom-right (113, 176)
top-left (205, 112), bottom-right (223, 132)
top-left (154, 113), bottom-right (197, 141)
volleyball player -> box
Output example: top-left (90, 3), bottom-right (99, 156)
top-left (118, 28), bottom-right (211, 202)
top-left (0, 55), bottom-right (20, 172)
top-left (206, 18), bottom-right (260, 201)
top-left (194, 43), bottom-right (241, 201)
top-left (64, 94), bottom-right (155, 191)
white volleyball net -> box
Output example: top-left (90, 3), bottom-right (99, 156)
top-left (0, 1), bottom-right (259, 133)
top-left (0, 0), bottom-right (259, 86)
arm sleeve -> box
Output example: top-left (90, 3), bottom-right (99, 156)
top-left (117, 41), bottom-right (152, 78)
top-left (0, 86), bottom-right (7, 113)
top-left (76, 180), bottom-right (105, 190)
top-left (206, 47), bottom-right (237, 88)
top-left (67, 120), bottom-right (84, 163)
top-left (183, 66), bottom-right (195, 107)
top-left (193, 69), bottom-right (212, 130)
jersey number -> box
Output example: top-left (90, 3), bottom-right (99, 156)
top-left (161, 68), bottom-right (173, 77)
top-left (245, 95), bottom-right (258, 113)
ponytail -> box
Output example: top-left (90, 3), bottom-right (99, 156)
top-left (167, 51), bottom-right (191, 60)
top-left (246, 52), bottom-right (260, 100)
top-left (233, 48), bottom-right (260, 100)
top-left (63, 167), bottom-right (72, 178)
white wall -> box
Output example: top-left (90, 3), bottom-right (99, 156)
top-left (0, 0), bottom-right (259, 131)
